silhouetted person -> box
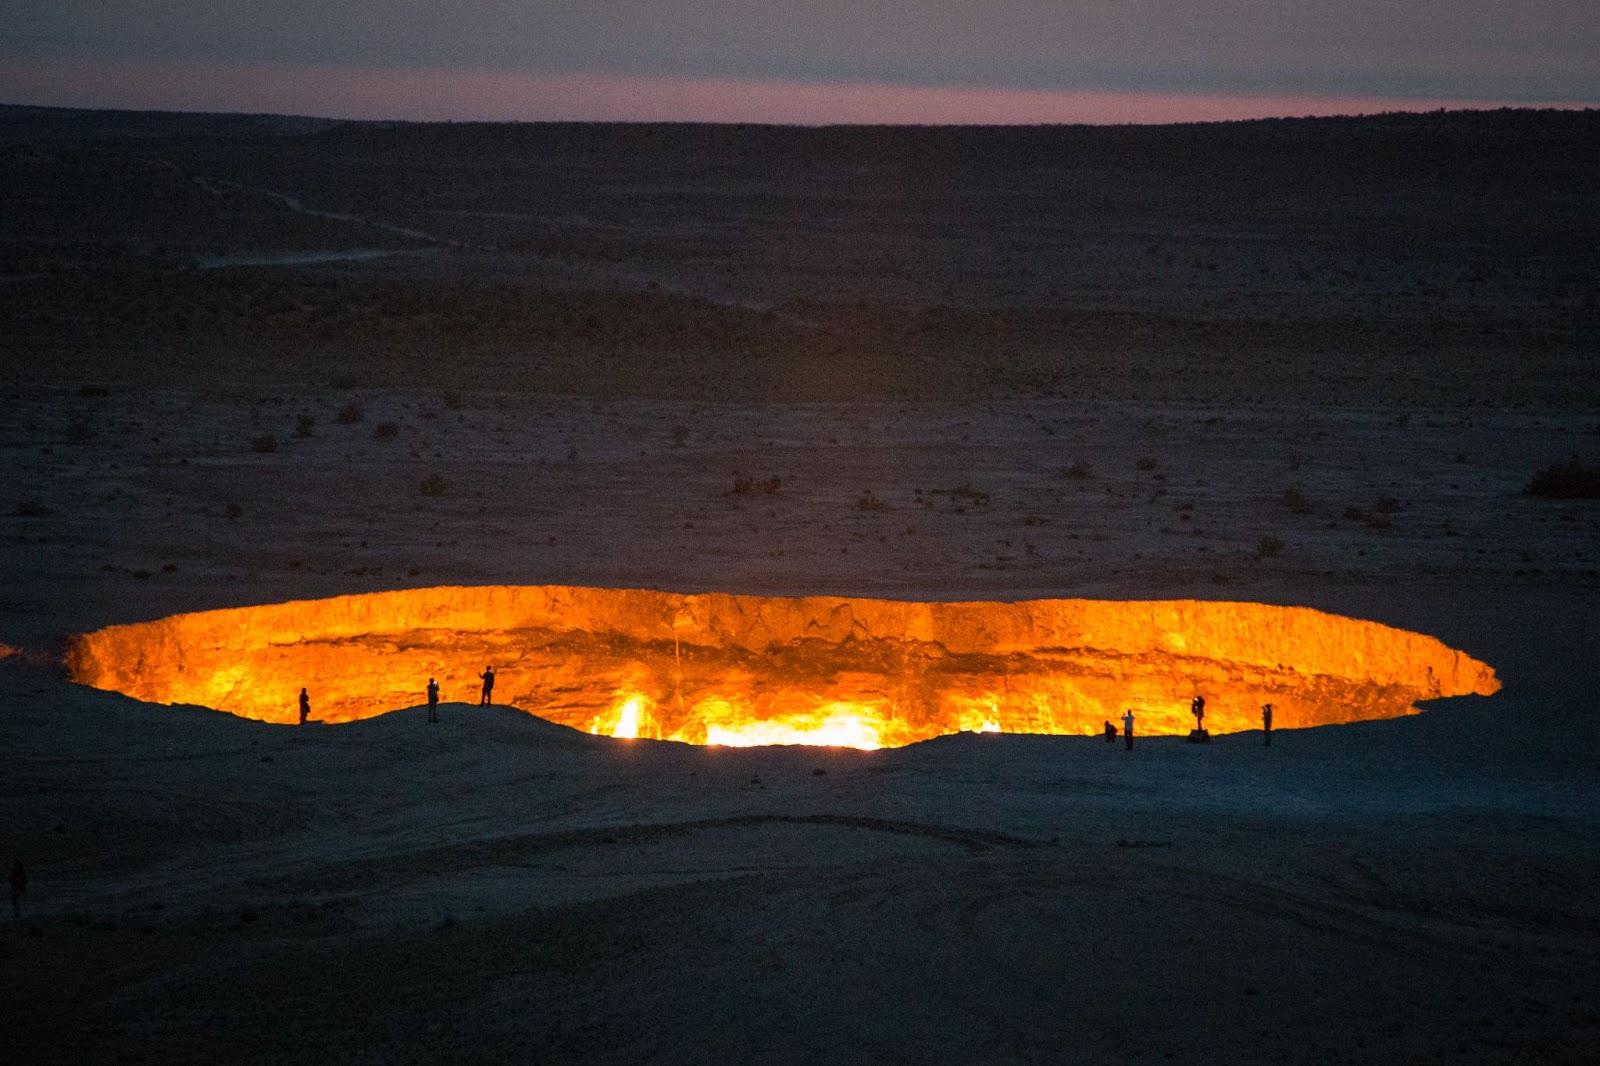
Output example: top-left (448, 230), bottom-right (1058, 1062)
top-left (9, 861), bottom-right (26, 918)
top-left (427, 677), bottom-right (440, 723)
top-left (1191, 694), bottom-right (1206, 732)
top-left (1121, 708), bottom-right (1135, 750)
top-left (1104, 720), bottom-right (1117, 743)
top-left (478, 666), bottom-right (495, 706)
top-left (298, 687), bottom-right (311, 726)
top-left (1262, 703), bottom-right (1273, 746)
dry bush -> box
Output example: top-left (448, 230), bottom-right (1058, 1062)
top-left (295, 414), bottom-right (315, 438)
top-left (1256, 535), bottom-right (1284, 558)
top-left (372, 421), bottom-right (400, 439)
top-left (250, 435), bottom-right (277, 453)
top-left (1282, 487), bottom-right (1313, 514)
top-left (1061, 460), bottom-right (1092, 480)
top-left (1525, 457), bottom-right (1600, 499)
top-left (945, 482), bottom-right (991, 505)
top-left (419, 473), bottom-right (447, 496)
top-left (16, 497), bottom-right (51, 517)
top-left (334, 401), bottom-right (364, 424)
top-left (1135, 455), bottom-right (1157, 471)
top-left (856, 489), bottom-right (889, 511)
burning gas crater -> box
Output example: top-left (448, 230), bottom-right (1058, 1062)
top-left (67, 586), bottom-right (1499, 749)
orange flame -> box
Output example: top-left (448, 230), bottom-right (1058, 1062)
top-left (65, 585), bottom-right (1500, 747)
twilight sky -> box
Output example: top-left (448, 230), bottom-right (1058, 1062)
top-left (2, 1), bottom-right (1597, 123)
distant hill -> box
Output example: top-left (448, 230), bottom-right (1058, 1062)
top-left (0, 103), bottom-right (343, 142)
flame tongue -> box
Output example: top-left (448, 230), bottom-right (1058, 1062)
top-left (703, 710), bottom-right (891, 750)
top-left (66, 585), bottom-right (1501, 746)
top-left (587, 693), bottom-right (918, 749)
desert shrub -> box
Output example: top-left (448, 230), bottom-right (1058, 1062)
top-left (330, 372), bottom-right (360, 390)
top-left (1342, 505), bottom-right (1365, 521)
top-left (334, 401), bottom-right (364, 425)
top-left (1525, 457), bottom-right (1600, 499)
top-left (857, 489), bottom-right (889, 511)
top-left (1135, 455), bottom-right (1157, 471)
top-left (1373, 496), bottom-right (1404, 514)
top-left (294, 414), bottom-right (315, 438)
top-left (933, 482), bottom-right (991, 506)
top-left (419, 473), bottom-right (447, 496)
top-left (372, 421), bottom-right (400, 439)
top-left (250, 435), bottom-right (277, 453)
top-left (727, 475), bottom-right (781, 497)
top-left (671, 425), bottom-right (690, 448)
top-left (77, 384), bottom-right (109, 398)
top-left (16, 497), bottom-right (51, 517)
top-left (1061, 461), bottom-right (1092, 480)
top-left (1256, 535), bottom-right (1284, 558)
top-left (1282, 487), bottom-right (1313, 514)
top-left (441, 391), bottom-right (464, 411)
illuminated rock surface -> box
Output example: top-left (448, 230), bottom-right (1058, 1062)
top-left (67, 585), bottom-right (1499, 746)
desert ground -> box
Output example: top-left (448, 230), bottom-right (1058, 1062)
top-left (2, 106), bottom-right (1598, 1063)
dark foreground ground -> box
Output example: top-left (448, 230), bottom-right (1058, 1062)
top-left (1, 105), bottom-right (1598, 1064)
top-left (4, 594), bottom-right (1598, 1065)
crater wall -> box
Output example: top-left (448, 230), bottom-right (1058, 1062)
top-left (66, 585), bottom-right (1501, 746)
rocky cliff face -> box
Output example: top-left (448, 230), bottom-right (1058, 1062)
top-left (67, 585), bottom-right (1500, 746)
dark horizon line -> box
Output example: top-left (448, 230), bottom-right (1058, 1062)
top-left (5, 98), bottom-right (1596, 134)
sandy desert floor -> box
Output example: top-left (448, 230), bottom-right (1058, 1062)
top-left (3, 384), bottom-right (1599, 1064)
top-left (3, 108), bottom-right (1598, 1063)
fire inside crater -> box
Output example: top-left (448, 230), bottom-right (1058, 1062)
top-left (66, 585), bottom-right (1500, 748)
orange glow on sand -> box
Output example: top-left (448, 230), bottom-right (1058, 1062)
top-left (66, 586), bottom-right (1499, 748)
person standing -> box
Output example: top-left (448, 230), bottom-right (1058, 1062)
top-left (1190, 694), bottom-right (1206, 733)
top-left (1121, 708), bottom-right (1135, 751)
top-left (1262, 703), bottom-right (1273, 746)
top-left (298, 687), bottom-right (311, 726)
top-left (427, 677), bottom-right (440, 723)
top-left (8, 861), bottom-right (25, 918)
top-left (1103, 720), bottom-right (1117, 744)
top-left (478, 666), bottom-right (495, 706)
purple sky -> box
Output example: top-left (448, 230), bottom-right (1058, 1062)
top-left (2, 1), bottom-right (1596, 123)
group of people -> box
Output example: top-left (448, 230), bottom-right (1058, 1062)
top-left (291, 675), bottom-right (1279, 748)
top-left (295, 666), bottom-right (499, 726)
top-left (1103, 698), bottom-right (1273, 749)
